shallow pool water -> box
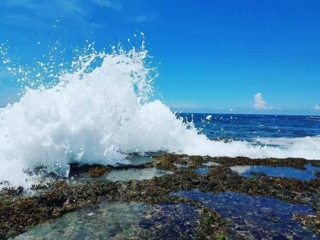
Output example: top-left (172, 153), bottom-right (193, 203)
top-left (172, 190), bottom-right (319, 239)
top-left (125, 156), bottom-right (154, 165)
top-left (174, 163), bottom-right (190, 168)
top-left (106, 167), bottom-right (173, 182)
top-left (202, 162), bottom-right (220, 167)
top-left (13, 201), bottom-right (200, 240)
top-left (231, 164), bottom-right (320, 180)
top-left (195, 168), bottom-right (210, 175)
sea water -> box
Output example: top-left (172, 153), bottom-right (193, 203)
top-left (172, 190), bottom-right (318, 239)
top-left (0, 41), bottom-right (320, 190)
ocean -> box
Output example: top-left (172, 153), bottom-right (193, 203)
top-left (182, 113), bottom-right (320, 143)
top-left (0, 43), bottom-right (319, 190)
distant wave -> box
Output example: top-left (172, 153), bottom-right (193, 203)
top-left (308, 116), bottom-right (320, 121)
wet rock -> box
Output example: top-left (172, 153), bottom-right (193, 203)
top-left (197, 207), bottom-right (227, 239)
top-left (88, 166), bottom-right (112, 178)
top-left (1, 154), bottom-right (320, 239)
top-left (149, 154), bottom-right (179, 171)
top-left (293, 214), bottom-right (320, 234)
top-left (0, 187), bottom-right (23, 196)
top-left (69, 163), bottom-right (114, 178)
top-left (211, 156), bottom-right (310, 170)
top-left (55, 181), bottom-right (67, 189)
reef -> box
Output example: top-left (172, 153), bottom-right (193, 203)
top-left (0, 154), bottom-right (319, 239)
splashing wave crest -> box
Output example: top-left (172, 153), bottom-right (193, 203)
top-left (0, 42), bottom-right (319, 189)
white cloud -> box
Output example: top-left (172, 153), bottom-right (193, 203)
top-left (253, 93), bottom-right (273, 110)
top-left (134, 15), bottom-right (148, 23)
top-left (315, 105), bottom-right (320, 110)
top-left (0, 0), bottom-right (91, 30)
top-left (0, 0), bottom-right (125, 32)
top-left (132, 13), bottom-right (158, 23)
top-left (1, 0), bottom-right (87, 18)
top-left (92, 0), bottom-right (121, 11)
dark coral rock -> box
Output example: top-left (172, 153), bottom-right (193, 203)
top-left (88, 166), bottom-right (112, 178)
top-left (293, 214), bottom-right (320, 234)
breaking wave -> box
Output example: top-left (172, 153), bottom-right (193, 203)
top-left (0, 40), bottom-right (319, 190)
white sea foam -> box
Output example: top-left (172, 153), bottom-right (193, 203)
top-left (0, 42), bottom-right (319, 190)
top-left (256, 136), bottom-right (320, 147)
top-left (181, 136), bottom-right (320, 160)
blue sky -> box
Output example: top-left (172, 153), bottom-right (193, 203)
top-left (0, 0), bottom-right (319, 115)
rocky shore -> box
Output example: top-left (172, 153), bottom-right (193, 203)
top-left (0, 154), bottom-right (319, 239)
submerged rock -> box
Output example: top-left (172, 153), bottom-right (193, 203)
top-left (293, 214), bottom-right (320, 234)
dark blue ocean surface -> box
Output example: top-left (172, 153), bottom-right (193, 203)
top-left (179, 114), bottom-right (320, 142)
